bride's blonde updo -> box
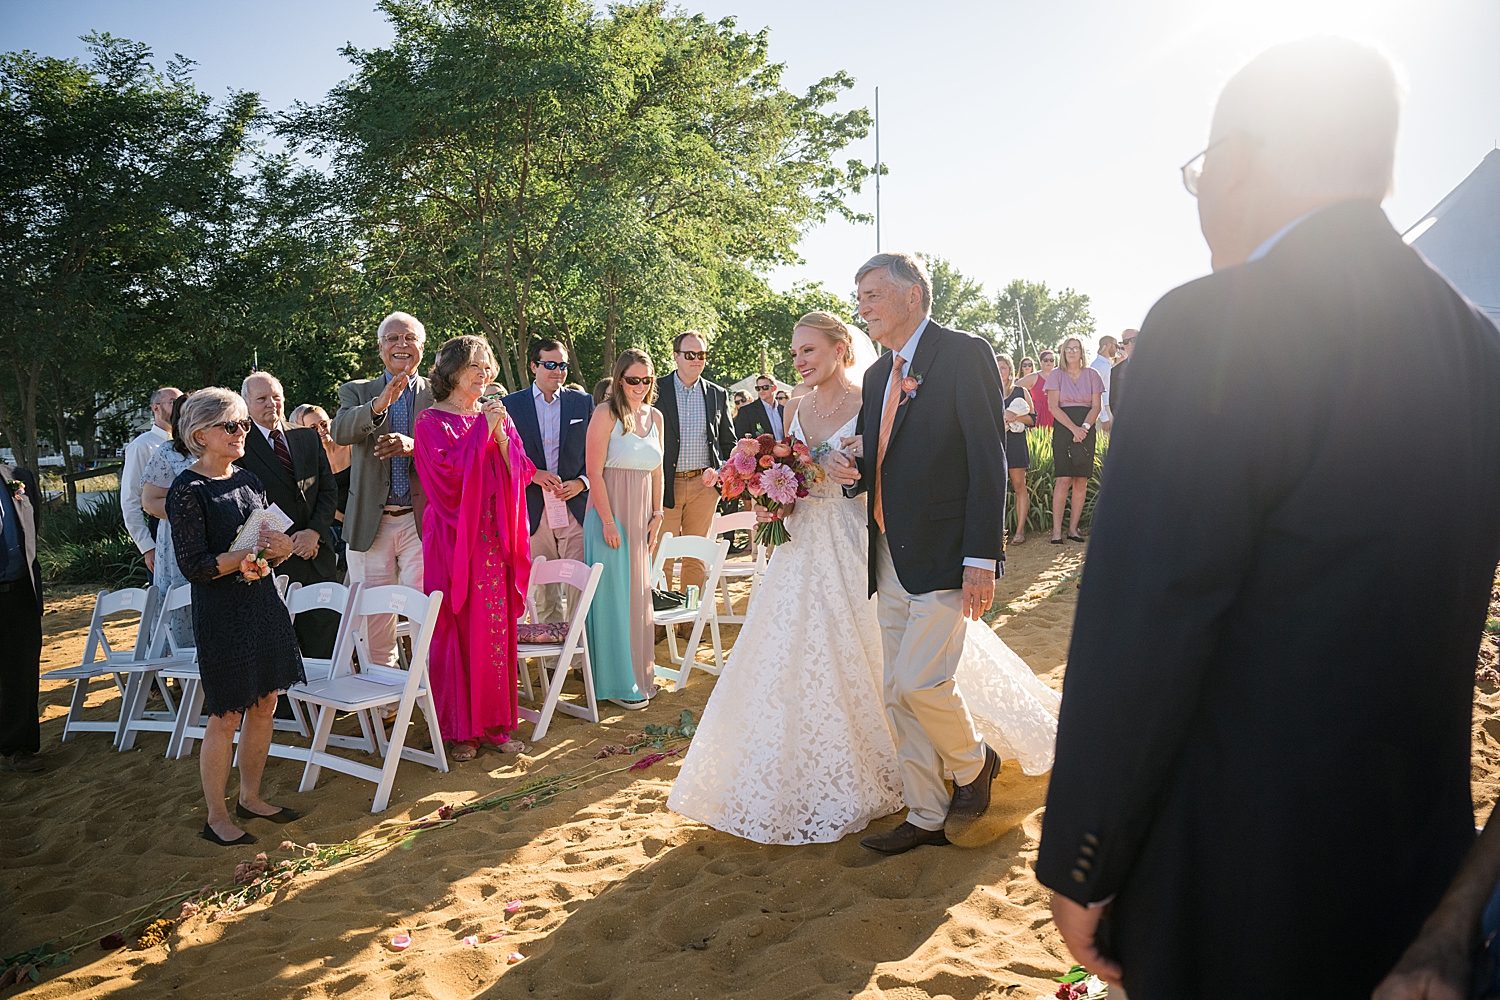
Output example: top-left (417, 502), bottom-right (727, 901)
top-left (793, 311), bottom-right (857, 367)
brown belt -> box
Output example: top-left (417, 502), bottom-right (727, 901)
top-left (675, 468), bottom-right (706, 479)
top-left (383, 507), bottom-right (413, 517)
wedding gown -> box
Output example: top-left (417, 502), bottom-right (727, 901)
top-left (667, 410), bottom-right (1062, 846)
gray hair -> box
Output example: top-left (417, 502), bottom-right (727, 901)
top-left (855, 252), bottom-right (932, 312)
top-left (1212, 37), bottom-right (1402, 202)
top-left (150, 387), bottom-right (181, 407)
top-left (377, 311), bottom-right (426, 343)
top-left (240, 371), bottom-right (282, 398)
top-left (178, 388), bottom-right (246, 459)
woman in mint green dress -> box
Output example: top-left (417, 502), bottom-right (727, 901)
top-left (583, 348), bottom-right (665, 710)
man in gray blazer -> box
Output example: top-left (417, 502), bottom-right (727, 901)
top-left (332, 311), bottom-right (434, 667)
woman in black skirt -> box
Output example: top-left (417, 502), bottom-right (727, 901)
top-left (1042, 337), bottom-right (1105, 544)
top-left (997, 354), bottom-right (1034, 544)
top-left (168, 388), bottom-right (304, 846)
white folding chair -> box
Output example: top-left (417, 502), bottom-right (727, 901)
top-left (709, 510), bottom-right (766, 625)
top-left (271, 581), bottom-right (376, 760)
top-left (650, 533), bottom-right (729, 690)
top-left (291, 585), bottom-right (447, 812)
top-left (517, 557), bottom-right (603, 741)
top-left (50, 587), bottom-right (161, 743)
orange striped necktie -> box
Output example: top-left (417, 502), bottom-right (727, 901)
top-left (873, 355), bottom-right (906, 533)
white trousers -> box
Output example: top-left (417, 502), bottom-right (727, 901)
top-left (875, 532), bottom-right (986, 831)
top-left (347, 511), bottom-right (424, 667)
top-left (529, 510), bottom-right (585, 622)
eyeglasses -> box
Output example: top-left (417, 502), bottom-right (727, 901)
top-left (534, 360), bottom-right (569, 371)
top-left (756, 384), bottom-right (774, 391)
top-left (1121, 336), bottom-right (1137, 346)
top-left (213, 420), bottom-right (252, 435)
top-left (619, 375), bottom-right (652, 386)
top-left (1040, 355), bottom-right (1055, 363)
top-left (1020, 362), bottom-right (1034, 369)
top-left (1180, 135), bottom-right (1242, 197)
top-left (676, 350), bottom-right (710, 361)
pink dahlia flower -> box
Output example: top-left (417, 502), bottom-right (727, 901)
top-left (732, 452), bottom-right (757, 474)
top-left (760, 464), bottom-right (799, 505)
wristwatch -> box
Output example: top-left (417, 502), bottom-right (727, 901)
top-left (1082, 422), bottom-right (1092, 431)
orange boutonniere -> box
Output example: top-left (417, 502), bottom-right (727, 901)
top-left (899, 371), bottom-right (923, 404)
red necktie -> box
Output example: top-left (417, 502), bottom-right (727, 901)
top-left (270, 428), bottom-right (295, 478)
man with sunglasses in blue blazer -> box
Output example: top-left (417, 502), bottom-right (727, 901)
top-left (504, 339), bottom-right (594, 621)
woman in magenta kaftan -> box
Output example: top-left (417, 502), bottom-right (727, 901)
top-left (414, 336), bottom-right (535, 761)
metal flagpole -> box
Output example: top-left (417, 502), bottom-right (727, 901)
top-left (874, 86), bottom-right (881, 253)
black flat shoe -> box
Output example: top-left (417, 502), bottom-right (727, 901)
top-left (1050, 537), bottom-right (1065, 545)
top-left (235, 802), bottom-right (301, 824)
top-left (201, 823), bottom-right (258, 846)
top-left (1068, 534), bottom-right (1086, 543)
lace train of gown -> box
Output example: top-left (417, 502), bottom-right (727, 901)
top-left (667, 413), bottom-right (1061, 846)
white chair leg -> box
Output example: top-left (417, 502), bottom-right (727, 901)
top-left (418, 689), bottom-right (448, 774)
top-left (167, 680), bottom-right (201, 758)
top-left (580, 649), bottom-right (599, 723)
top-left (371, 692), bottom-right (419, 813)
top-left (114, 672), bottom-right (147, 750)
top-left (531, 655), bottom-right (568, 741)
top-left (61, 678), bottom-right (92, 742)
top-left (299, 705), bottom-right (339, 792)
top-left (518, 654), bottom-right (536, 702)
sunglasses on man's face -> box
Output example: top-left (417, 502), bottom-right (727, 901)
top-left (1122, 337), bottom-right (1137, 346)
top-left (534, 360), bottom-right (569, 371)
top-left (676, 351), bottom-right (710, 361)
top-left (756, 384), bottom-right (774, 391)
top-left (214, 420), bottom-right (253, 435)
top-left (619, 375), bottom-right (652, 386)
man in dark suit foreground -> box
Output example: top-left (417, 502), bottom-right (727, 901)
top-left (732, 375), bottom-right (785, 440)
top-left (0, 464), bottom-right (43, 773)
top-left (1037, 38), bottom-right (1500, 999)
top-left (240, 372), bottom-right (339, 657)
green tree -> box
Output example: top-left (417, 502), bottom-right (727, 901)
top-left (995, 279), bottom-right (1096, 362)
top-left (285, 0), bottom-right (875, 389)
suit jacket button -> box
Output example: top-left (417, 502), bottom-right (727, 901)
top-left (1083, 833), bottom-right (1099, 846)
top-left (1070, 869), bottom-right (1087, 884)
top-left (1080, 845), bottom-right (1095, 858)
top-left (1076, 859), bottom-right (1092, 871)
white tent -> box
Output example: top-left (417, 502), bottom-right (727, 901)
top-left (1404, 149), bottom-right (1500, 326)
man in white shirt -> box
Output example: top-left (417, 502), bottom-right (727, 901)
top-left (503, 340), bottom-right (594, 621)
top-left (121, 387), bottom-right (182, 574)
top-left (1089, 335), bottom-right (1118, 432)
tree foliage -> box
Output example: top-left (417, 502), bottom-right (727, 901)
top-left (921, 253), bottom-right (1096, 363)
top-left (283, 0), bottom-right (874, 389)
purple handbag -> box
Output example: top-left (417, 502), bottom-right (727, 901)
top-left (516, 621), bottom-right (570, 644)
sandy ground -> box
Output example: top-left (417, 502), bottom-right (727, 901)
top-left (5, 543), bottom-right (1497, 1000)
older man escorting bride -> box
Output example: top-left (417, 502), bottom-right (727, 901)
top-left (668, 254), bottom-right (1059, 850)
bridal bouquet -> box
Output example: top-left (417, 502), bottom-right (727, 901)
top-left (714, 434), bottom-right (819, 546)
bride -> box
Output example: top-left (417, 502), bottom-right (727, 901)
top-left (667, 311), bottom-right (1061, 846)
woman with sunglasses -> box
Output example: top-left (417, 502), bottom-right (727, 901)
top-left (583, 348), bottom-right (665, 710)
top-left (1017, 350), bottom-right (1058, 429)
top-left (166, 388), bottom-right (302, 846)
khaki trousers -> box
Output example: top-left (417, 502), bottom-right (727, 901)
top-left (347, 511), bottom-right (424, 667)
top-left (529, 510), bottom-right (586, 622)
top-left (875, 532), bottom-right (986, 831)
top-left (658, 474), bottom-right (718, 589)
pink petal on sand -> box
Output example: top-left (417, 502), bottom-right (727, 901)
top-left (463, 936), bottom-right (479, 946)
top-left (485, 932), bottom-right (507, 940)
top-left (508, 952), bottom-right (525, 964)
top-left (389, 934), bottom-right (411, 951)
top-left (504, 900), bottom-right (522, 913)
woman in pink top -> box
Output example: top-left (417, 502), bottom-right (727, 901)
top-left (414, 336), bottom-right (535, 763)
top-left (1043, 336), bottom-right (1104, 544)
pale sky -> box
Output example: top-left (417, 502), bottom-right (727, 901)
top-left (4, 0), bottom-right (1496, 338)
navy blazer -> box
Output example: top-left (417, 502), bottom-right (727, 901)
top-left (846, 322), bottom-right (1008, 596)
top-left (655, 374), bottom-right (737, 509)
top-left (504, 385), bottom-right (594, 533)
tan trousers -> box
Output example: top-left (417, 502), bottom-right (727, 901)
top-left (875, 532), bottom-right (986, 831)
top-left (347, 511), bottom-right (424, 667)
top-left (658, 474), bottom-right (718, 589)
top-left (529, 510), bottom-right (585, 622)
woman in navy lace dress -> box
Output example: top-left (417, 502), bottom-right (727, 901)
top-left (167, 388), bottom-right (304, 846)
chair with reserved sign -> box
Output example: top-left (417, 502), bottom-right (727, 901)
top-left (650, 533), bottom-right (729, 690)
top-left (290, 585), bottom-right (447, 812)
top-left (516, 556), bottom-right (604, 741)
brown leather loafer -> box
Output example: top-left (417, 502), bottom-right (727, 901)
top-left (946, 744), bottom-right (1000, 825)
top-left (0, 751), bottom-right (44, 773)
top-left (859, 821), bottom-right (950, 855)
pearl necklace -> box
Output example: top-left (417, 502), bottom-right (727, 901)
top-left (809, 383), bottom-right (851, 420)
